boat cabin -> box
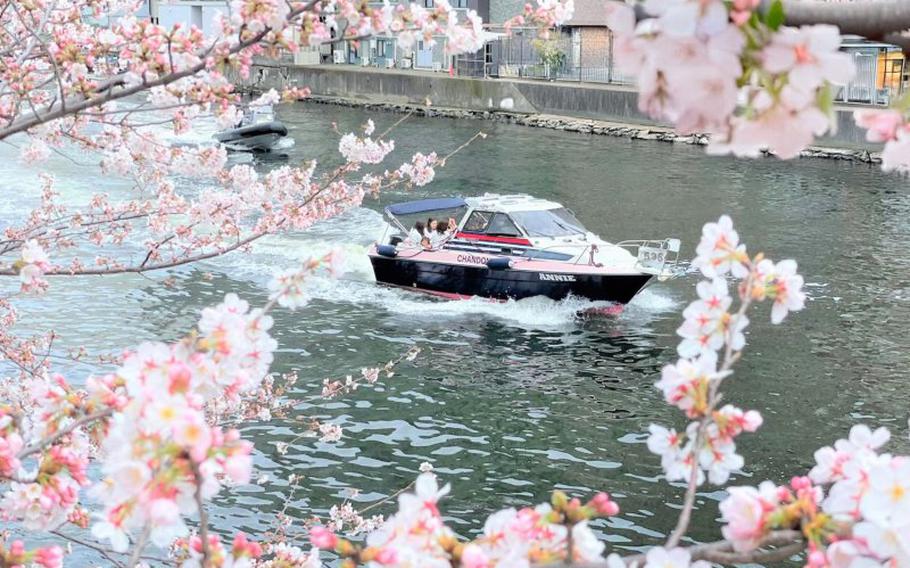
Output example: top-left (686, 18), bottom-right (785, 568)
top-left (372, 194), bottom-right (682, 302)
top-left (382, 193), bottom-right (590, 252)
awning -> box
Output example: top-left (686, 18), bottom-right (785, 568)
top-left (385, 197), bottom-right (466, 216)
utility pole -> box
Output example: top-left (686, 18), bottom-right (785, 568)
top-left (148, 0), bottom-right (159, 24)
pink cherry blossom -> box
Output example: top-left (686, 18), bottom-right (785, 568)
top-left (32, 545), bottom-right (64, 568)
top-left (643, 546), bottom-right (711, 568)
top-left (766, 259), bottom-right (806, 324)
top-left (859, 458), bottom-right (910, 525)
top-left (656, 352), bottom-right (721, 417)
top-left (719, 481), bottom-right (780, 551)
top-left (268, 267), bottom-right (312, 310)
top-left (762, 25), bottom-right (855, 91)
top-left (852, 519), bottom-right (910, 562)
top-left (608, 1), bottom-right (857, 162)
top-left (339, 132), bottom-right (395, 164)
top-left (20, 139), bottom-right (51, 164)
top-left (310, 526), bottom-right (339, 550)
top-left (397, 152), bottom-right (439, 187)
top-left (643, 0), bottom-right (728, 39)
top-left (880, 128), bottom-right (910, 174)
top-left (855, 109), bottom-right (906, 143)
top-left (692, 215), bottom-right (749, 279)
top-left (318, 422), bottom-right (343, 443)
top-left (461, 543), bottom-right (491, 568)
top-left (710, 103), bottom-right (833, 160)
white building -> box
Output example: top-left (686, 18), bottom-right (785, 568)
top-left (145, 0), bottom-right (322, 64)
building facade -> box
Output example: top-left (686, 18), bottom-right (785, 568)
top-left (337, 0), bottom-right (490, 71)
top-left (839, 37), bottom-right (906, 105)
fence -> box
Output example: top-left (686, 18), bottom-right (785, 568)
top-left (455, 28), bottom-right (903, 106)
top-left (456, 28), bottom-right (635, 86)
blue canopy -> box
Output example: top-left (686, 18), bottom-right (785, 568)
top-left (385, 197), bottom-right (466, 216)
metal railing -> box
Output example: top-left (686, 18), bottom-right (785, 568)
top-left (456, 28), bottom-right (635, 86)
top-left (454, 28), bottom-right (904, 106)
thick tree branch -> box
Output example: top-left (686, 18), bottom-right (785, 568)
top-left (772, 1), bottom-right (910, 42)
top-left (631, 1), bottom-right (910, 51)
top-left (543, 529), bottom-right (804, 567)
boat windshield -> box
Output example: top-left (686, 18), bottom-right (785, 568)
top-left (511, 208), bottom-right (586, 237)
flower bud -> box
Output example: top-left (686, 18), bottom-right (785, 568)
top-left (589, 492), bottom-right (620, 516)
top-left (309, 526), bottom-right (338, 550)
top-left (551, 490), bottom-right (569, 510)
top-left (790, 476), bottom-right (811, 491)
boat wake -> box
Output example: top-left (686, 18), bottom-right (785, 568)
top-left (208, 207), bottom-right (681, 329)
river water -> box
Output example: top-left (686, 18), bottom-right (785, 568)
top-left (2, 102), bottom-right (909, 561)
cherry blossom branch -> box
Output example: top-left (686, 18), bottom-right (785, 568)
top-left (664, 272), bottom-right (756, 550)
top-left (682, 529), bottom-right (802, 563)
top-left (0, 0), bottom-right (308, 141)
top-left (126, 525), bottom-right (151, 568)
top-left (0, 130), bottom-right (483, 279)
top-left (189, 459), bottom-right (213, 567)
top-left (16, 408), bottom-right (113, 460)
top-left (49, 530), bottom-right (169, 566)
top-left (50, 531), bottom-right (126, 568)
top-left (315, 346), bottom-right (420, 400)
top-left (547, 529), bottom-right (804, 567)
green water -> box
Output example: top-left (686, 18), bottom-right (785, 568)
top-left (1, 102), bottom-right (909, 561)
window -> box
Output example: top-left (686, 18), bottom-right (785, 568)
top-left (453, 0), bottom-right (468, 7)
top-left (376, 39), bottom-right (394, 59)
top-left (462, 212), bottom-right (522, 236)
top-left (485, 213), bottom-right (521, 237)
top-left (510, 208), bottom-right (587, 237)
top-left (463, 210), bottom-right (493, 232)
top-left (424, 0), bottom-right (434, 7)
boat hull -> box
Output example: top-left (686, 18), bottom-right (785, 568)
top-left (369, 255), bottom-right (652, 303)
top-left (215, 121), bottom-right (290, 152)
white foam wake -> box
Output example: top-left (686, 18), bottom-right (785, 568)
top-left (207, 206), bottom-right (681, 330)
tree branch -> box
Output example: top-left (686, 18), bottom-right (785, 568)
top-left (543, 530), bottom-right (804, 567)
top-left (126, 524), bottom-right (151, 568)
top-left (16, 408), bottom-right (114, 460)
top-left (0, 0), bottom-right (322, 141)
top-left (50, 530), bottom-right (126, 568)
top-left (189, 459), bottom-right (213, 567)
top-left (772, 1), bottom-right (910, 42)
top-left (630, 1), bottom-right (910, 51)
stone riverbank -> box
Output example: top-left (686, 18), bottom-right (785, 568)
top-left (298, 94), bottom-right (882, 164)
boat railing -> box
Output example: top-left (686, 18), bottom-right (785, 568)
top-left (615, 238), bottom-right (682, 281)
top-left (518, 239), bottom-right (682, 280)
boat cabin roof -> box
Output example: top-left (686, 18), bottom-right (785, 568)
top-left (385, 197), bottom-right (467, 216)
top-left (383, 194), bottom-right (564, 222)
top-left (464, 193), bottom-right (562, 212)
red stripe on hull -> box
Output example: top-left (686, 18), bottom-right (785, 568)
top-left (455, 232), bottom-right (532, 246)
top-left (378, 282), bottom-right (506, 302)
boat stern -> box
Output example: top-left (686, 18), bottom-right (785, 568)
top-left (617, 238), bottom-right (683, 281)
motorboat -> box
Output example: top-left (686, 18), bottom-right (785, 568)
top-left (214, 105), bottom-right (294, 152)
top-left (368, 193), bottom-right (681, 303)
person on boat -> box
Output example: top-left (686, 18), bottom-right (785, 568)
top-left (425, 218), bottom-right (438, 238)
top-left (430, 222), bottom-right (449, 248)
top-left (420, 236), bottom-right (433, 250)
top-left (406, 221), bottom-right (426, 247)
top-left (447, 217), bottom-right (458, 233)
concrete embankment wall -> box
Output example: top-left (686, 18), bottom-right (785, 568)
top-left (248, 64), bottom-right (879, 153)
